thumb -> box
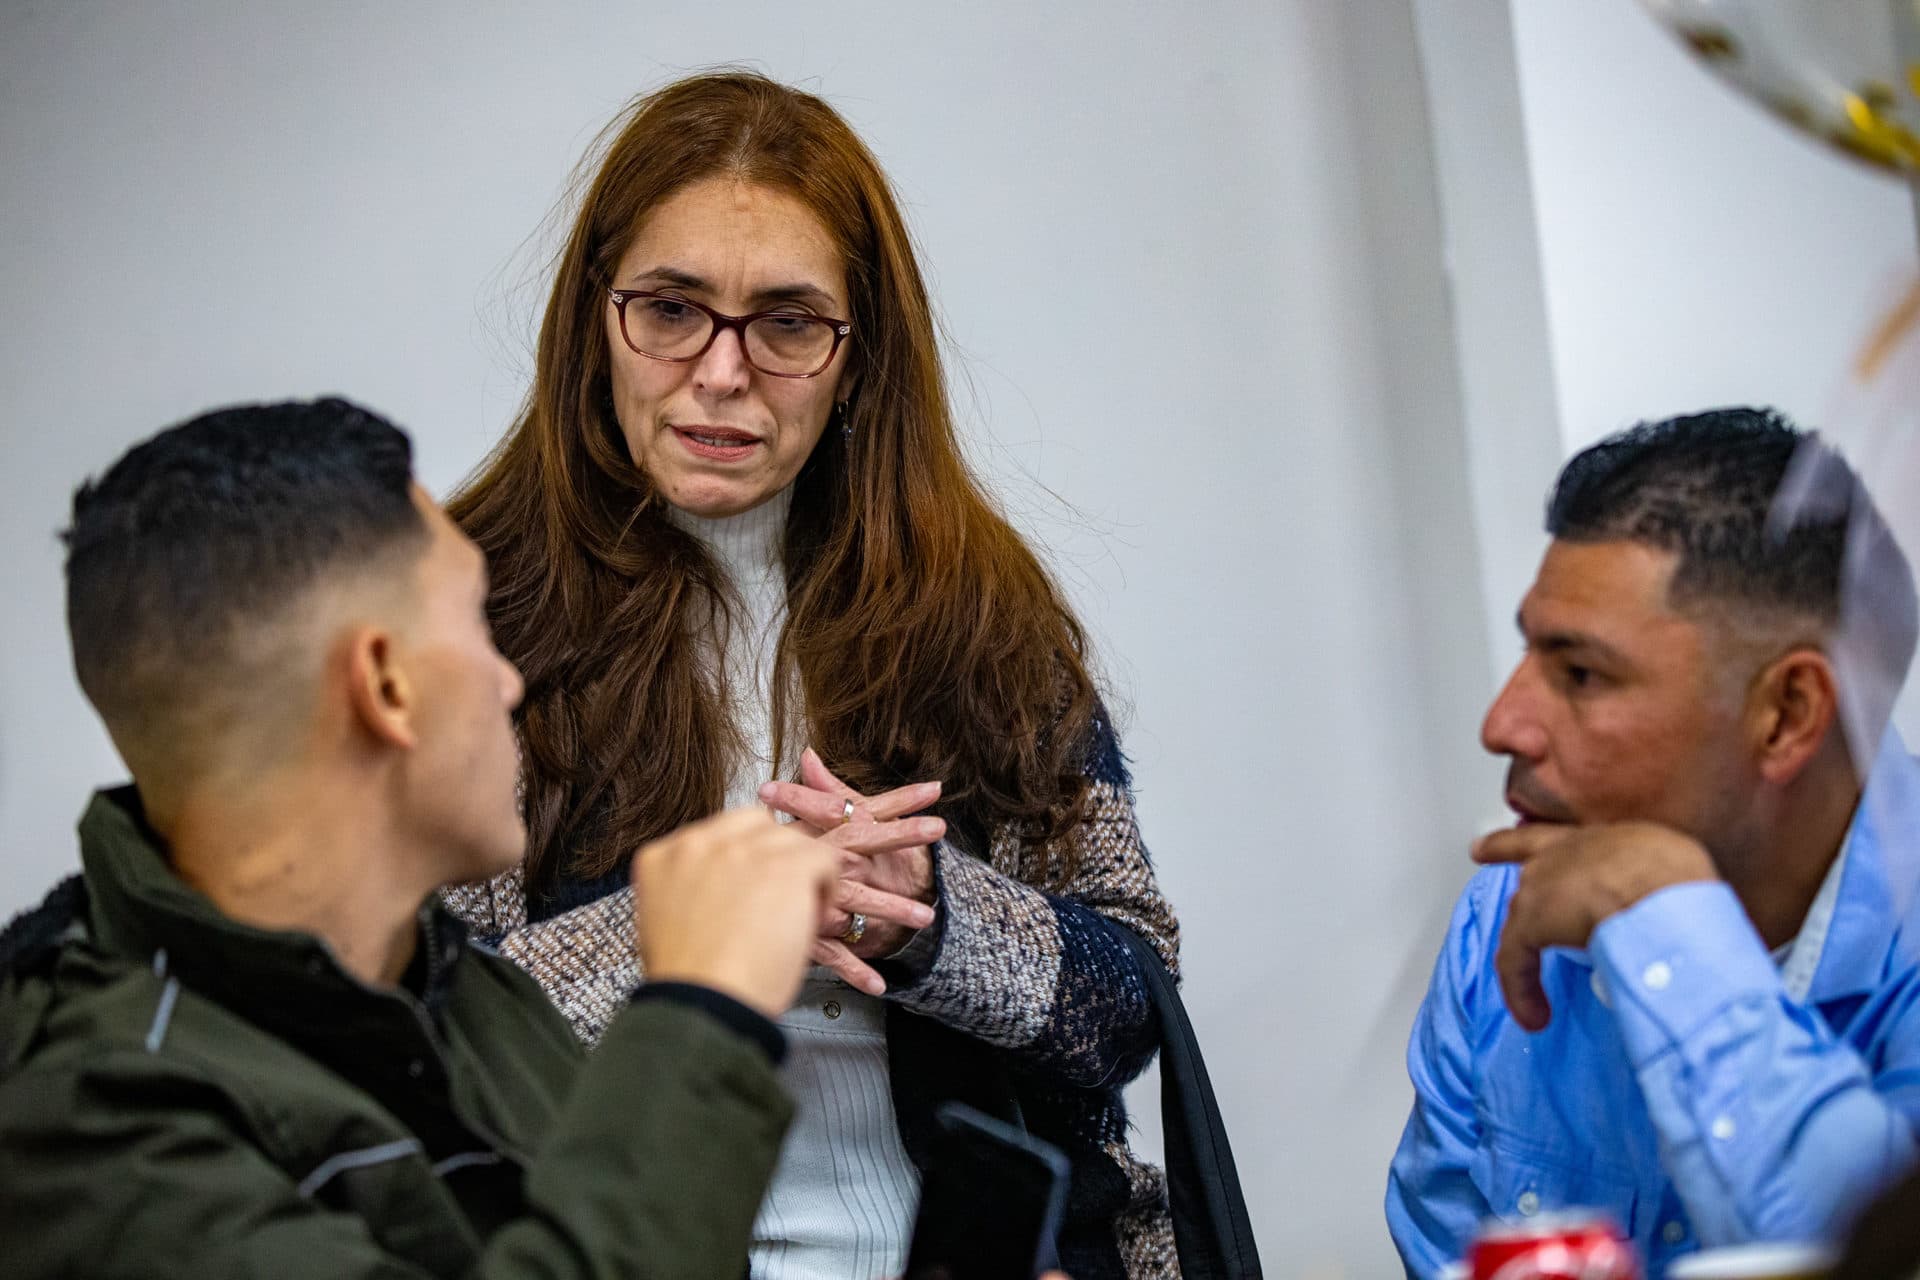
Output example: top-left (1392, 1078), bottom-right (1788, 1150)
top-left (1494, 929), bottom-right (1553, 1032)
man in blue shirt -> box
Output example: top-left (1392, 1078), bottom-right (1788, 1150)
top-left (1387, 407), bottom-right (1920, 1277)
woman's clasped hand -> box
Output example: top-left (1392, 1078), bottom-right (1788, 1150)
top-left (760, 748), bottom-right (945, 992)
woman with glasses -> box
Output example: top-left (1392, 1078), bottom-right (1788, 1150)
top-left (444, 71), bottom-right (1181, 1280)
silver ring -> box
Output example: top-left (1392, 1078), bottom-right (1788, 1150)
top-left (840, 912), bottom-right (867, 945)
top-left (840, 798), bottom-right (857, 826)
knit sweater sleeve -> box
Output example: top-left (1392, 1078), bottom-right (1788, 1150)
top-left (882, 712), bottom-right (1180, 1089)
top-left (440, 866), bottom-right (640, 1048)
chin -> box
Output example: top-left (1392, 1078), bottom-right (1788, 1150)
top-left (669, 487), bottom-right (762, 519)
top-left (658, 467), bottom-right (782, 516)
top-left (458, 827), bottom-right (528, 885)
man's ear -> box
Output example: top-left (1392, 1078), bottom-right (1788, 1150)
top-left (344, 626), bottom-right (416, 751)
top-left (1749, 647), bottom-right (1838, 786)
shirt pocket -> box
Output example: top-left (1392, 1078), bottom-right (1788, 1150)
top-left (1468, 1127), bottom-right (1645, 1239)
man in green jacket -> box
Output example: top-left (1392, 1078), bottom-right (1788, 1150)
top-left (0, 397), bottom-right (933, 1278)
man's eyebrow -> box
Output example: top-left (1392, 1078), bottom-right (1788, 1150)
top-left (1517, 611), bottom-right (1631, 667)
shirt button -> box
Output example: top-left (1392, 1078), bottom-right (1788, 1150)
top-left (1516, 1191), bottom-right (1541, 1216)
top-left (1711, 1114), bottom-right (1737, 1141)
top-left (823, 1001), bottom-right (842, 1020)
top-left (1643, 960), bottom-right (1673, 991)
top-left (408, 1058), bottom-right (426, 1079)
top-left (1663, 1221), bottom-right (1687, 1245)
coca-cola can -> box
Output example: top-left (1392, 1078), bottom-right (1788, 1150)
top-left (1467, 1212), bottom-right (1642, 1280)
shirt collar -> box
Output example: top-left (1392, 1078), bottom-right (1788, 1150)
top-left (1779, 832), bottom-right (1848, 1003)
top-left (1803, 728), bottom-right (1920, 1007)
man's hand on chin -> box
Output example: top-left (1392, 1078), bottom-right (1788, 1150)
top-left (1472, 821), bottom-right (1719, 1032)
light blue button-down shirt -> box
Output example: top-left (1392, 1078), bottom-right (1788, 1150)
top-left (1387, 739), bottom-right (1920, 1278)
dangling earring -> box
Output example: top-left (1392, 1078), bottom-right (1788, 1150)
top-left (832, 400), bottom-right (853, 441)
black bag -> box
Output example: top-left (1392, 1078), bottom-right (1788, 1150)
top-left (1113, 925), bottom-right (1263, 1280)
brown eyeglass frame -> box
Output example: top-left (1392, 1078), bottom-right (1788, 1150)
top-left (608, 289), bottom-right (853, 379)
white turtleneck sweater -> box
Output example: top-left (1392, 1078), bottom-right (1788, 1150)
top-left (668, 488), bottom-right (921, 1280)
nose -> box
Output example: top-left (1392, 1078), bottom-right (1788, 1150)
top-left (1480, 657), bottom-right (1546, 761)
top-left (692, 323), bottom-right (752, 397)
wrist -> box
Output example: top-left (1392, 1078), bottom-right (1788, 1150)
top-left (907, 844), bottom-right (938, 904)
top-left (1607, 828), bottom-right (1718, 918)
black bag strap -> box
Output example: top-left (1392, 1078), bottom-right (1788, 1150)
top-left (1113, 924), bottom-right (1263, 1280)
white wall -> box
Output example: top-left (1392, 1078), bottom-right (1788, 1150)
top-left (0, 3), bottom-right (1493, 1275)
top-left (9, 2), bottom-right (1906, 1273)
top-left (1510, 3), bottom-right (1916, 456)
top-left (1414, 0), bottom-right (1919, 698)
top-left (1467, 2), bottom-right (1920, 743)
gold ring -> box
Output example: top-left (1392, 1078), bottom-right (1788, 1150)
top-left (840, 912), bottom-right (867, 945)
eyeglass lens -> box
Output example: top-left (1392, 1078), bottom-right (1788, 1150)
top-left (623, 296), bottom-right (837, 375)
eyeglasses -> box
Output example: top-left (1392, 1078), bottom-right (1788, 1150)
top-left (608, 290), bottom-right (853, 379)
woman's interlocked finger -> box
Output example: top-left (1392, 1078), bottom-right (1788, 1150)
top-left (759, 777), bottom-right (940, 829)
top-left (810, 937), bottom-right (886, 996)
top-left (835, 879), bottom-right (934, 931)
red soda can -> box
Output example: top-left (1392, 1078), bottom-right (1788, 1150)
top-left (1468, 1212), bottom-right (1642, 1280)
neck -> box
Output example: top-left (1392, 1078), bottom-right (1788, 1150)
top-left (1722, 751), bottom-right (1861, 950)
top-left (667, 486), bottom-right (791, 583)
top-left (157, 765), bottom-right (431, 989)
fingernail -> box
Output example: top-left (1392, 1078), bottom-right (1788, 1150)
top-left (913, 904), bottom-right (934, 925)
top-left (758, 782), bottom-right (778, 801)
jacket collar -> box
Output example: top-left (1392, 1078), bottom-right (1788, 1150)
top-left (77, 786), bottom-right (468, 1014)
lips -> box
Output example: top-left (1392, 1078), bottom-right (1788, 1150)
top-left (672, 425), bottom-right (761, 461)
top-left (1504, 767), bottom-right (1574, 825)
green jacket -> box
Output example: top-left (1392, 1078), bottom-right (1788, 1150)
top-left (0, 789), bottom-right (794, 1278)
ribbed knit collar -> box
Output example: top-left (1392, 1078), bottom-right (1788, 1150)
top-left (665, 485), bottom-right (791, 586)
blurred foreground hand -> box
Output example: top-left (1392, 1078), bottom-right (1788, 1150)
top-left (632, 808), bottom-right (842, 1018)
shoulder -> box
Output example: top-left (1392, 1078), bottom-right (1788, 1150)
top-left (1455, 863), bottom-right (1519, 941)
top-left (0, 960), bottom-right (270, 1163)
top-left (0, 874), bottom-right (87, 978)
top-left (1079, 699), bottom-right (1132, 790)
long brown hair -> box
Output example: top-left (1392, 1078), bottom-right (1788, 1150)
top-left (450, 70), bottom-right (1099, 895)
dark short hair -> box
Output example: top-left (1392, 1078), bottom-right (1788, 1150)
top-left (64, 397), bottom-right (425, 722)
top-left (1547, 405), bottom-right (1917, 692)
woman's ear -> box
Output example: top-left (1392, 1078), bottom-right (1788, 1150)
top-left (344, 627), bottom-right (417, 751)
top-left (1749, 647), bottom-right (1838, 786)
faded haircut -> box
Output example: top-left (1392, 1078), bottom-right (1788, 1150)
top-left (64, 397), bottom-right (425, 737)
top-left (1547, 406), bottom-right (1917, 730)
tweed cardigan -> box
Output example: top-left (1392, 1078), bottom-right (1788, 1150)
top-left (442, 712), bottom-right (1183, 1280)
